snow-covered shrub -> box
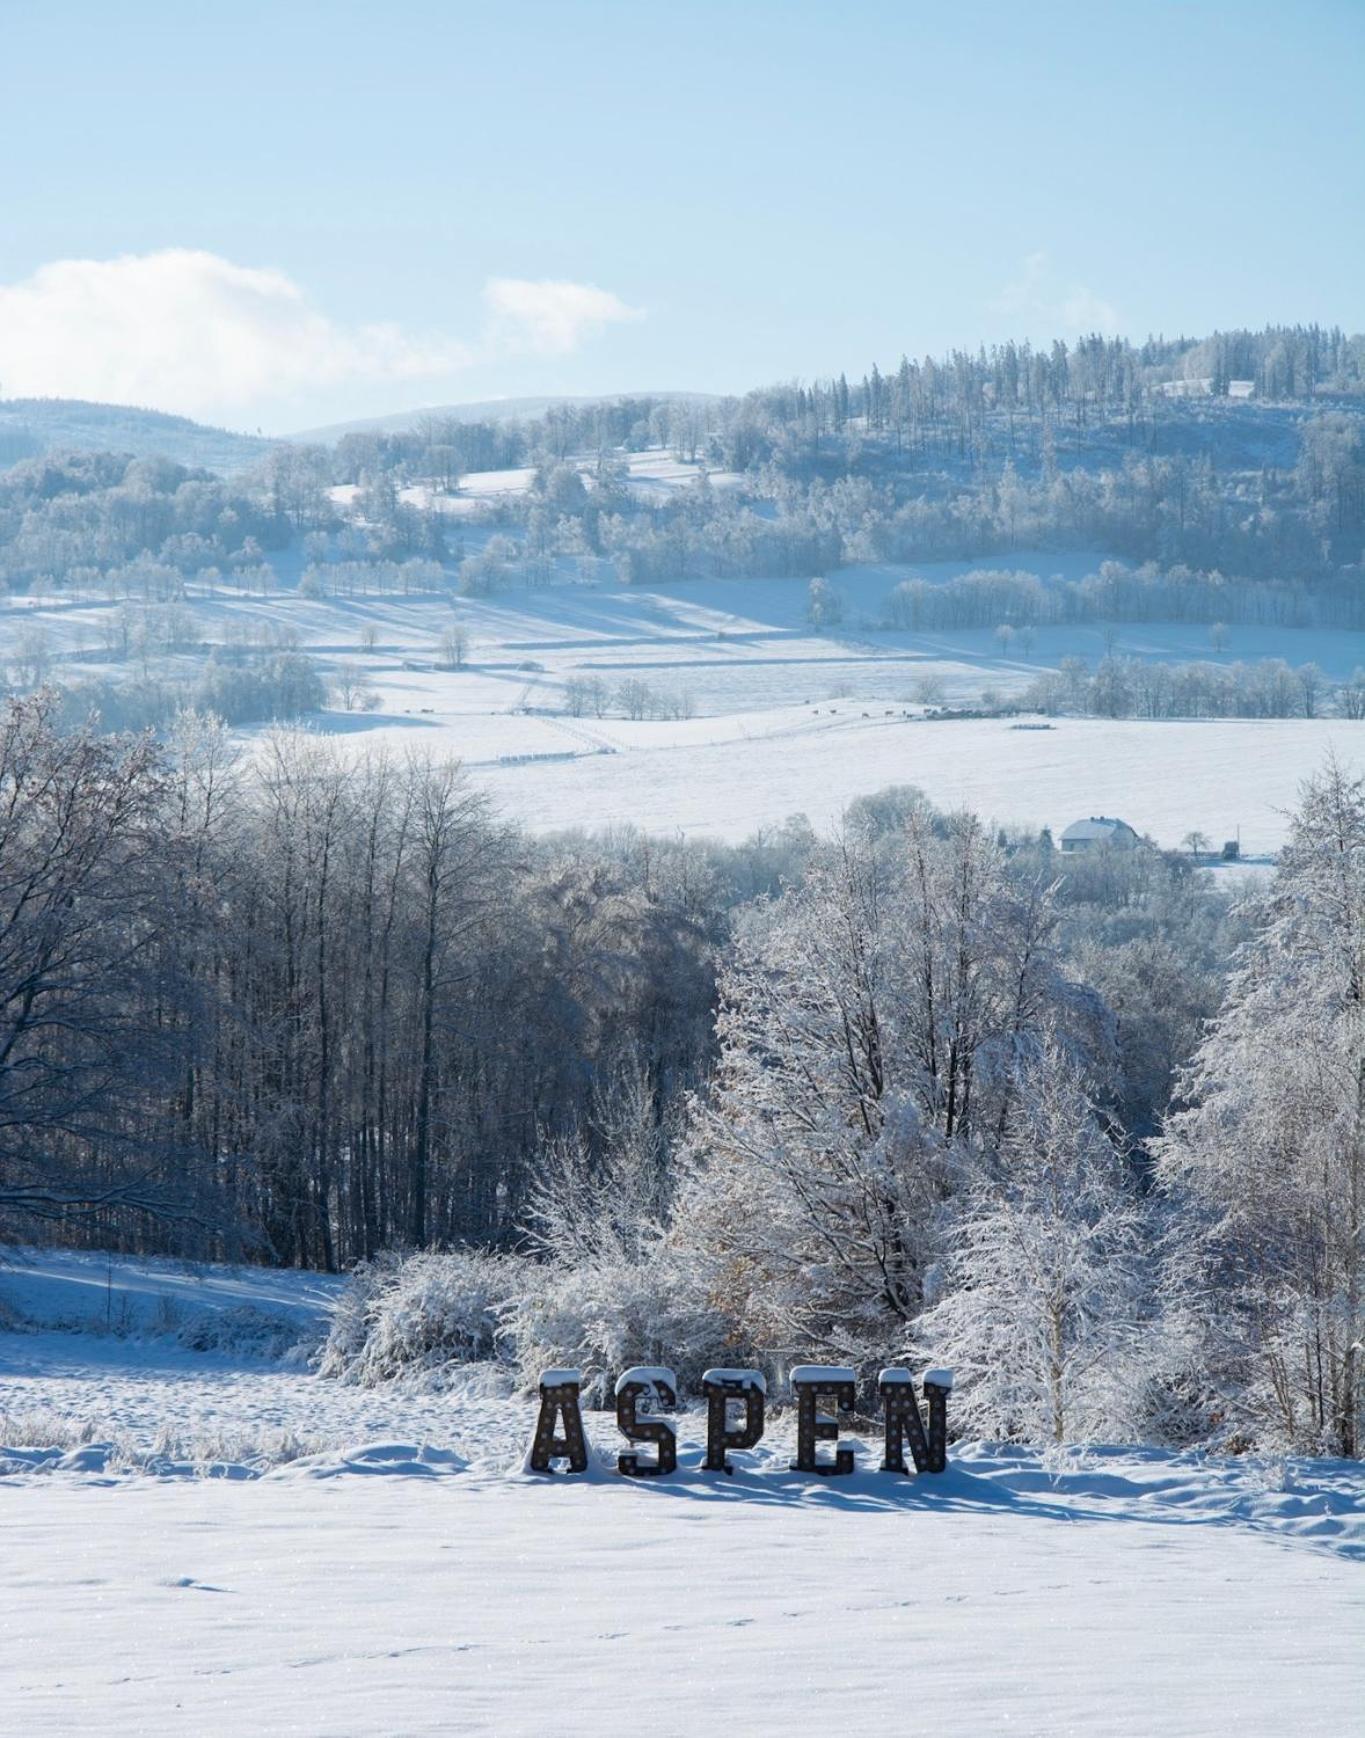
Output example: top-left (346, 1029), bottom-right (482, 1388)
top-left (506, 1248), bottom-right (735, 1406)
top-left (318, 1249), bottom-right (516, 1387)
top-left (176, 1304), bottom-right (307, 1363)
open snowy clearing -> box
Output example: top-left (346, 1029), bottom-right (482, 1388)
top-left (9, 552), bottom-right (1365, 850)
top-left (5, 1452), bottom-right (1362, 1738)
top-left (0, 1246), bottom-right (340, 1338)
top-left (1, 1327), bottom-right (1362, 1736)
top-left (1, 1255), bottom-right (1361, 1734)
top-left (463, 713), bottom-right (1355, 852)
top-left (330, 451), bottom-right (749, 518)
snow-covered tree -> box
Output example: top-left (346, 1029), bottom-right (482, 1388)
top-left (523, 1064), bottom-right (672, 1270)
top-left (919, 1034), bottom-right (1149, 1443)
top-left (676, 810), bottom-right (1110, 1364)
top-left (1157, 760), bottom-right (1365, 1456)
top-left (511, 1066), bottom-right (728, 1398)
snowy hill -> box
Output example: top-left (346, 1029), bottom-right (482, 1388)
top-left (292, 390), bottom-right (720, 443)
top-left (0, 1246), bottom-right (339, 1340)
top-left (0, 1250), bottom-right (1361, 1735)
top-left (0, 398), bottom-right (274, 475)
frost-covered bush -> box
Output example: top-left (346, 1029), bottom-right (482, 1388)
top-left (318, 1249), bottom-right (516, 1387)
top-left (176, 1304), bottom-right (308, 1363)
top-left (506, 1249), bottom-right (736, 1406)
top-left (317, 1243), bottom-right (732, 1401)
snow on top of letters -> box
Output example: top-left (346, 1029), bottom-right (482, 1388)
top-left (790, 1365), bottom-right (856, 1386)
top-left (538, 1368), bottom-right (582, 1389)
top-left (701, 1368), bottom-right (767, 1393)
top-left (614, 1366), bottom-right (678, 1397)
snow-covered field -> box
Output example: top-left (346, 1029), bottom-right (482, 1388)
top-left (9, 549), bottom-right (1365, 851)
top-left (1, 1253), bottom-right (1362, 1735)
top-left (0, 1246), bottom-right (339, 1338)
top-left (386, 449), bottom-right (748, 514)
top-left (458, 712), bottom-right (1354, 851)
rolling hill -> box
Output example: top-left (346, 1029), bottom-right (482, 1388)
top-left (0, 398), bottom-right (275, 476)
top-left (290, 390), bottom-right (720, 443)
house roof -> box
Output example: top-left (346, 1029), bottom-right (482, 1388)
top-left (1061, 816), bottom-right (1137, 842)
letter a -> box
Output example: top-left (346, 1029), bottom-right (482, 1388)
top-left (527, 1368), bottom-right (589, 1474)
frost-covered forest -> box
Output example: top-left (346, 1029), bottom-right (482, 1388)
top-left (3, 689), bottom-right (1361, 1459)
top-left (2, 322), bottom-right (1364, 1458)
top-left (0, 324), bottom-right (1363, 752)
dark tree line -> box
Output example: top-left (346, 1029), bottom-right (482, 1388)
top-left (0, 698), bottom-right (728, 1267)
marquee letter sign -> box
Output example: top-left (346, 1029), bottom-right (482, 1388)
top-left (790, 1365), bottom-right (856, 1476)
top-left (526, 1362), bottom-right (952, 1482)
top-left (615, 1367), bottom-right (679, 1478)
top-left (878, 1367), bottom-right (951, 1475)
top-left (527, 1368), bottom-right (589, 1474)
top-left (701, 1368), bottom-right (766, 1473)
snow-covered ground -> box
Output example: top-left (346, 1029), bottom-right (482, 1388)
top-left (0, 1252), bottom-right (1362, 1734)
top-left (8, 550), bottom-right (1365, 851)
top-left (459, 712), bottom-right (1354, 851)
top-left (0, 1245), bottom-right (340, 1338)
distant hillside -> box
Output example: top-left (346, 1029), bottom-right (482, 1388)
top-left (0, 399), bottom-right (274, 476)
top-left (291, 391), bottom-right (720, 443)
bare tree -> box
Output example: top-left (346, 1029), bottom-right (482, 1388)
top-left (10, 625), bottom-right (51, 689)
top-left (436, 625), bottom-right (468, 670)
top-left (617, 678), bottom-right (654, 720)
top-left (1182, 830), bottom-right (1210, 861)
top-left (333, 662), bottom-right (376, 712)
top-left (0, 698), bottom-right (208, 1231)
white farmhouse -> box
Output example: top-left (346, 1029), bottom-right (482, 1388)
top-left (1060, 816), bottom-right (1140, 853)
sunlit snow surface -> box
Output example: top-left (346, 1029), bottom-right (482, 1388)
top-left (10, 550), bottom-right (1365, 852)
top-left (1, 1254), bottom-right (1361, 1735)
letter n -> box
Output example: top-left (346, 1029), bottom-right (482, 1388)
top-left (878, 1367), bottom-right (950, 1474)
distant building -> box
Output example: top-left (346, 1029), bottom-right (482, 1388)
top-left (1227, 379), bottom-right (1256, 399)
top-left (1060, 816), bottom-right (1140, 853)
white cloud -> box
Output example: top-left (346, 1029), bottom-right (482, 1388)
top-left (483, 277), bottom-right (643, 354)
top-left (0, 250), bottom-right (641, 423)
top-left (992, 251), bottom-right (1121, 337)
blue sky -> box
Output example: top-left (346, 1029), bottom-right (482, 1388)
top-left (2, 0), bottom-right (1361, 432)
